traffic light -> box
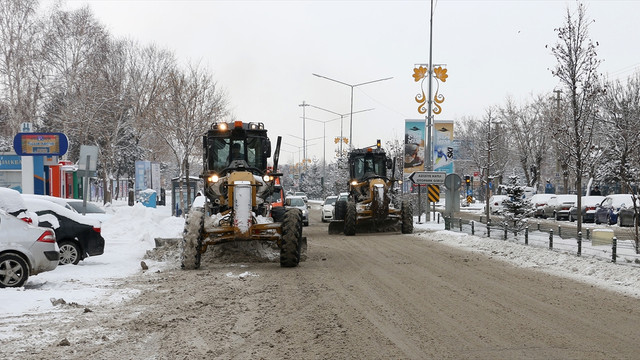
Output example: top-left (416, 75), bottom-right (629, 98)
top-left (464, 175), bottom-right (471, 185)
top-left (376, 139), bottom-right (381, 149)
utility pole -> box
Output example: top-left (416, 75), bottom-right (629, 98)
top-left (299, 101), bottom-right (309, 166)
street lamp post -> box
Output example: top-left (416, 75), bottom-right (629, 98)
top-left (484, 115), bottom-right (502, 225)
top-left (312, 73), bottom-right (392, 148)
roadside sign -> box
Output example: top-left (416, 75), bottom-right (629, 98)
top-left (409, 171), bottom-right (446, 185)
top-left (13, 132), bottom-right (68, 156)
top-left (444, 173), bottom-right (461, 191)
top-left (427, 185), bottom-right (440, 202)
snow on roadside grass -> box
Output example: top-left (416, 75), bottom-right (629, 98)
top-left (414, 221), bottom-right (640, 298)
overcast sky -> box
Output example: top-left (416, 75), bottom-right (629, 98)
top-left (58, 0), bottom-right (640, 164)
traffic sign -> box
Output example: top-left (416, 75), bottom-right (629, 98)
top-left (408, 171), bottom-right (446, 185)
top-left (444, 173), bottom-right (461, 190)
top-left (428, 185), bottom-right (440, 202)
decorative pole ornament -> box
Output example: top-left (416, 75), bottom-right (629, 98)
top-left (413, 65), bottom-right (448, 115)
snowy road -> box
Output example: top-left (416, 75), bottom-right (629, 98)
top-left (2, 204), bottom-right (640, 359)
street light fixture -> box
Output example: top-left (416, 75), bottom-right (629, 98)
top-left (312, 73), bottom-right (392, 148)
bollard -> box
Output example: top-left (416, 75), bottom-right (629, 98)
top-left (471, 221), bottom-right (475, 235)
top-left (612, 237), bottom-right (617, 263)
top-left (487, 219), bottom-right (491, 238)
top-left (444, 216), bottom-right (450, 230)
top-left (549, 229), bottom-right (554, 250)
top-left (586, 228), bottom-right (590, 240)
top-left (438, 212), bottom-right (441, 224)
top-left (524, 226), bottom-right (529, 245)
top-left (459, 218), bottom-right (462, 231)
top-left (128, 189), bottom-right (135, 206)
top-left (558, 225), bottom-right (562, 237)
top-left (577, 231), bottom-right (582, 257)
top-left (537, 222), bottom-right (540, 231)
top-left (504, 224), bottom-right (507, 240)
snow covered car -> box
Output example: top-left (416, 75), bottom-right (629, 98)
top-left (321, 195), bottom-right (338, 222)
top-left (0, 209), bottom-right (59, 288)
top-left (22, 194), bottom-right (112, 223)
top-left (488, 195), bottom-right (509, 214)
top-left (542, 194), bottom-right (577, 221)
top-left (528, 193), bottom-right (555, 218)
top-left (285, 196), bottom-right (309, 226)
top-left (23, 198), bottom-right (105, 265)
top-left (568, 195), bottom-right (605, 223)
top-left (0, 187), bottom-right (36, 224)
top-left (594, 194), bottom-right (634, 225)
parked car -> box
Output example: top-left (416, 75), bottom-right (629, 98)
top-left (0, 209), bottom-right (59, 288)
top-left (0, 188), bottom-right (36, 224)
top-left (594, 194), bottom-right (636, 225)
top-left (284, 196), bottom-right (309, 226)
top-left (615, 196), bottom-right (640, 227)
top-left (528, 194), bottom-right (555, 218)
top-left (542, 194), bottom-right (577, 220)
top-left (22, 194), bottom-right (112, 223)
top-left (568, 195), bottom-right (605, 223)
top-left (23, 197), bottom-right (105, 265)
top-left (488, 195), bottom-right (509, 214)
top-left (321, 195), bottom-right (338, 222)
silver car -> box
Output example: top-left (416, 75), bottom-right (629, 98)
top-left (285, 196), bottom-right (309, 226)
top-left (0, 210), bottom-right (59, 288)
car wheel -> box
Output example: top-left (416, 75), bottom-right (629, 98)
top-left (0, 254), bottom-right (29, 288)
top-left (58, 240), bottom-right (81, 265)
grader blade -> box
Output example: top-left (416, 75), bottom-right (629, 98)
top-left (328, 220), bottom-right (345, 235)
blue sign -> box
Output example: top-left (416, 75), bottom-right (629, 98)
top-left (0, 155), bottom-right (21, 170)
top-left (13, 133), bottom-right (68, 156)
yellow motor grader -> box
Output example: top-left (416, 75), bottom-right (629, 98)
top-left (181, 121), bottom-right (304, 269)
top-left (329, 141), bottom-right (413, 235)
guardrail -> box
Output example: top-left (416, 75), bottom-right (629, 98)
top-left (440, 214), bottom-right (640, 266)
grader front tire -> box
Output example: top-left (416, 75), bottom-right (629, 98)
top-left (280, 209), bottom-right (302, 267)
top-left (181, 208), bottom-right (204, 270)
top-left (344, 201), bottom-right (357, 236)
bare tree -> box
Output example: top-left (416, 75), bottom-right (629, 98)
top-left (0, 0), bottom-right (44, 137)
top-left (500, 95), bottom-right (552, 190)
top-left (155, 63), bottom-right (227, 214)
top-left (549, 2), bottom-right (601, 234)
top-left (598, 72), bottom-right (640, 251)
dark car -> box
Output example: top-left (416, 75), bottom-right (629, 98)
top-left (568, 195), bottom-right (605, 223)
top-left (594, 194), bottom-right (635, 225)
top-left (23, 198), bottom-right (105, 265)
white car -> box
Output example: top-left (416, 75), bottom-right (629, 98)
top-left (22, 194), bottom-right (112, 223)
top-left (0, 209), bottom-right (59, 288)
top-left (321, 195), bottom-right (338, 222)
top-left (488, 195), bottom-right (509, 214)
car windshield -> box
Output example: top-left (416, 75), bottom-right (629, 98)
top-left (68, 202), bottom-right (105, 214)
top-left (288, 198), bottom-right (305, 207)
top-left (324, 197), bottom-right (337, 206)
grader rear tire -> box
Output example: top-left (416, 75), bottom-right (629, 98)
top-left (334, 200), bottom-right (347, 221)
top-left (401, 200), bottom-right (413, 234)
top-left (344, 201), bottom-right (357, 236)
top-left (280, 209), bottom-right (301, 267)
top-left (181, 207), bottom-right (204, 270)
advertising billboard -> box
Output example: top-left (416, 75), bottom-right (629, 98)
top-left (433, 120), bottom-right (455, 174)
top-left (404, 120), bottom-right (426, 174)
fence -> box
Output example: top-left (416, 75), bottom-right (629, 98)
top-left (440, 214), bottom-right (640, 267)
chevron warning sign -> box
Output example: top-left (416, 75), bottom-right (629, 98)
top-left (427, 185), bottom-right (440, 202)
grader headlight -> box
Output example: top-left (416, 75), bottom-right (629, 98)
top-left (208, 174), bottom-right (219, 183)
top-left (350, 180), bottom-right (358, 186)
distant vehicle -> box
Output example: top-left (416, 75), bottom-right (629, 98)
top-left (542, 194), bottom-right (577, 221)
top-left (294, 191), bottom-right (308, 203)
top-left (23, 197), bottom-right (105, 265)
top-left (0, 209), bottom-right (59, 288)
top-left (528, 193), bottom-right (555, 218)
top-left (285, 196), bottom-right (309, 226)
top-left (594, 194), bottom-right (635, 225)
top-left (321, 195), bottom-right (338, 222)
top-left (568, 195), bottom-right (605, 223)
top-left (488, 195), bottom-right (509, 214)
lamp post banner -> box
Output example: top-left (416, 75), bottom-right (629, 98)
top-left (404, 120), bottom-right (426, 174)
top-left (433, 120), bottom-right (455, 174)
